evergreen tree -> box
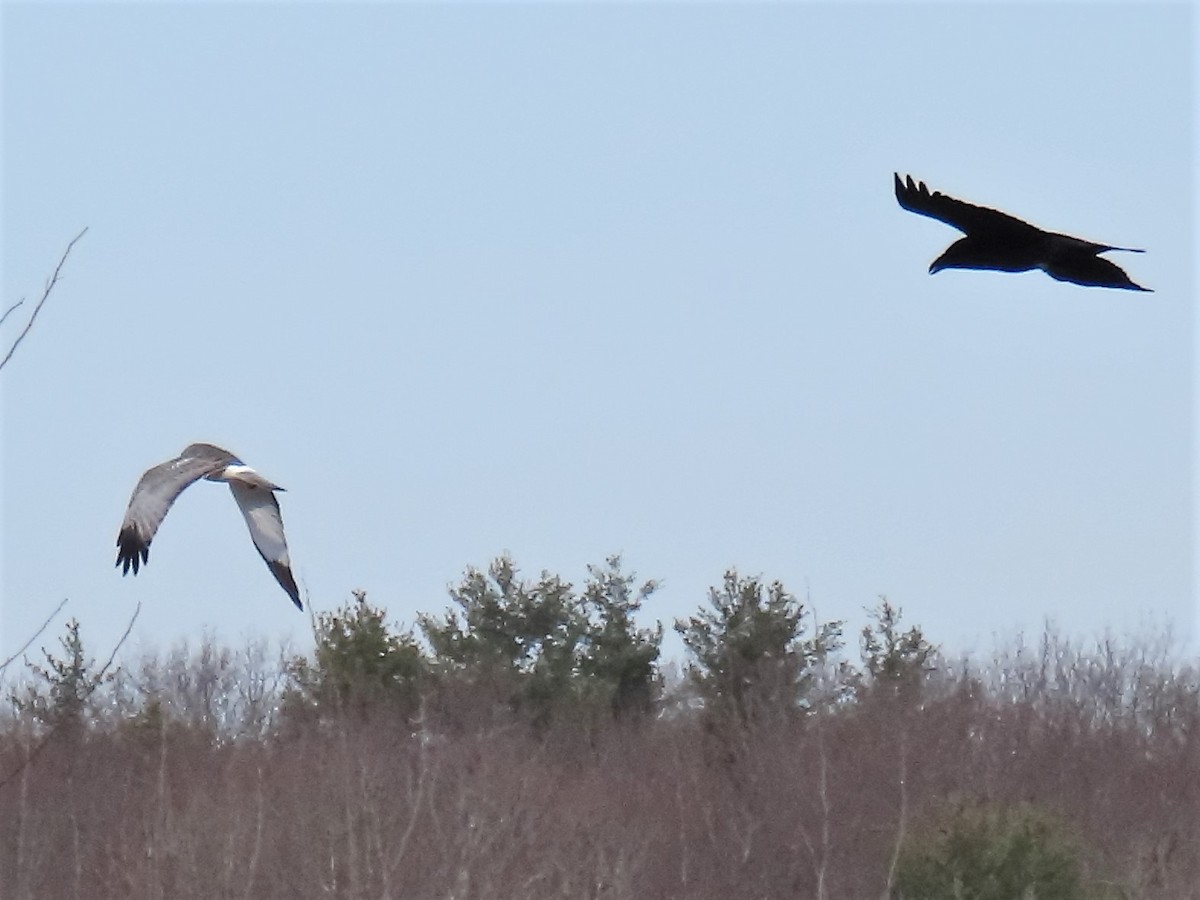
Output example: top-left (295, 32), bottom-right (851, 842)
top-left (578, 556), bottom-right (662, 717)
top-left (675, 570), bottom-right (841, 724)
top-left (896, 801), bottom-right (1087, 900)
top-left (11, 618), bottom-right (111, 741)
top-left (286, 591), bottom-right (425, 724)
top-left (420, 555), bottom-right (663, 725)
top-left (420, 556), bottom-right (583, 718)
top-left (859, 598), bottom-right (936, 710)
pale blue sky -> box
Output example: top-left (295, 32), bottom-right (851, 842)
top-left (2, 3), bottom-right (1195, 667)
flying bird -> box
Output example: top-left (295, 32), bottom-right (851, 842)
top-left (116, 443), bottom-right (302, 610)
top-left (894, 173), bottom-right (1150, 291)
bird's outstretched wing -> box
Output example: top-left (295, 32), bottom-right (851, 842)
top-left (227, 480), bottom-right (302, 610)
top-left (894, 173), bottom-right (1040, 240)
top-left (116, 447), bottom-right (238, 575)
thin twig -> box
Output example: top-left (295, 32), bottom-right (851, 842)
top-left (0, 598), bottom-right (68, 673)
top-left (94, 600), bottom-right (141, 683)
top-left (0, 299), bottom-right (24, 329)
top-left (0, 227), bottom-right (89, 372)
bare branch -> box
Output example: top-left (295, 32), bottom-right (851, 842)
top-left (0, 598), bottom-right (68, 673)
top-left (0, 300), bottom-right (25, 329)
top-left (93, 600), bottom-right (141, 683)
top-left (0, 227), bottom-right (89, 372)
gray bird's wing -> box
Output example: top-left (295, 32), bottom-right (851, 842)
top-left (227, 479), bottom-right (302, 610)
top-left (116, 449), bottom-right (236, 575)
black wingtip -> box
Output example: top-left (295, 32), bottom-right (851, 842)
top-left (266, 560), bottom-right (303, 611)
top-left (895, 173), bottom-right (929, 210)
top-left (116, 529), bottom-right (149, 576)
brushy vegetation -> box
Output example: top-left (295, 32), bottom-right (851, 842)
top-left (2, 555), bottom-right (1197, 899)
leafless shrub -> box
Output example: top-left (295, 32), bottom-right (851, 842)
top-left (109, 633), bottom-right (289, 741)
top-left (1, 621), bottom-right (1197, 898)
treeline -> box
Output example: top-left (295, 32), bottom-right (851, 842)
top-left (1, 555), bottom-right (1197, 899)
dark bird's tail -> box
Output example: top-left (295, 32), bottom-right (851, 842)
top-left (1043, 255), bottom-right (1152, 292)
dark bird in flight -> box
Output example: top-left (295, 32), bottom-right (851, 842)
top-left (116, 443), bottom-right (302, 610)
top-left (894, 173), bottom-right (1150, 291)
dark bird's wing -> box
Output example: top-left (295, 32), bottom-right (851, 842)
top-left (116, 450), bottom-right (236, 575)
top-left (227, 480), bottom-right (302, 610)
top-left (894, 173), bottom-right (1042, 240)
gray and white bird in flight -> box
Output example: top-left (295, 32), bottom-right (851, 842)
top-left (116, 443), bottom-right (302, 610)
top-left (895, 173), bottom-right (1150, 291)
